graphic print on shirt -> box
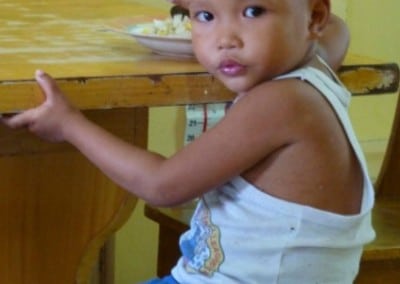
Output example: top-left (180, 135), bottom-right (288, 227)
top-left (180, 200), bottom-right (224, 276)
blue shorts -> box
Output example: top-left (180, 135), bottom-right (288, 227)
top-left (142, 275), bottom-right (179, 284)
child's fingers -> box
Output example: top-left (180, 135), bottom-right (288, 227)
top-left (35, 69), bottom-right (62, 101)
top-left (1, 70), bottom-right (62, 130)
top-left (1, 110), bottom-right (35, 129)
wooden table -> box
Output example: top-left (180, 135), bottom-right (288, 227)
top-left (0, 1), bottom-right (235, 113)
top-left (0, 1), bottom-right (233, 284)
top-left (1, 1), bottom-right (397, 284)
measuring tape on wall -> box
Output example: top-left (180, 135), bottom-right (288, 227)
top-left (184, 103), bottom-right (231, 145)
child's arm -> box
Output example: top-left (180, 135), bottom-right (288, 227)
top-left (2, 71), bottom-right (263, 207)
top-left (1, 70), bottom-right (297, 208)
top-left (317, 14), bottom-right (350, 70)
top-left (1, 71), bottom-right (173, 206)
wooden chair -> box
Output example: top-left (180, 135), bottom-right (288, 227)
top-left (355, 90), bottom-right (400, 283)
top-left (0, 108), bottom-right (146, 284)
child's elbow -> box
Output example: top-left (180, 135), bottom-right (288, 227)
top-left (133, 176), bottom-right (195, 208)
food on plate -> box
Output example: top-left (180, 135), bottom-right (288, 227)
top-left (130, 15), bottom-right (191, 38)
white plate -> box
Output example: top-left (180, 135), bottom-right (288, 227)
top-left (128, 24), bottom-right (194, 59)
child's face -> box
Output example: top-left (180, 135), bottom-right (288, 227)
top-left (185, 0), bottom-right (326, 93)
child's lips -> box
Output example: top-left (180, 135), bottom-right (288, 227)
top-left (218, 59), bottom-right (245, 76)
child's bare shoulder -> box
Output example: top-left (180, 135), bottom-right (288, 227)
top-left (233, 78), bottom-right (332, 135)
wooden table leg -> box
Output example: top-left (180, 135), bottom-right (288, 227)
top-left (0, 107), bottom-right (148, 284)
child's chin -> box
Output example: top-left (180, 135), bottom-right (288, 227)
top-left (221, 79), bottom-right (253, 94)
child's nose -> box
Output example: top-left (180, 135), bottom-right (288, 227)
top-left (217, 31), bottom-right (243, 50)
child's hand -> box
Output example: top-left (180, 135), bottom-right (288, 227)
top-left (1, 70), bottom-right (81, 142)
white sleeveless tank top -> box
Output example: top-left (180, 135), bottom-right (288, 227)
top-left (171, 58), bottom-right (375, 284)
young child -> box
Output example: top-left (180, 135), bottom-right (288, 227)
top-left (3, 0), bottom-right (375, 283)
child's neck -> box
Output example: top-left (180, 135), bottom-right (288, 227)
top-left (292, 41), bottom-right (318, 71)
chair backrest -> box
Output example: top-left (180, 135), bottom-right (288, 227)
top-left (337, 62), bottom-right (400, 199)
top-left (375, 92), bottom-right (400, 199)
top-left (356, 90), bottom-right (400, 283)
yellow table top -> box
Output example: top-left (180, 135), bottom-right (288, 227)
top-left (0, 0), bottom-right (210, 113)
top-left (0, 0), bottom-right (381, 113)
top-left (0, 0), bottom-right (204, 80)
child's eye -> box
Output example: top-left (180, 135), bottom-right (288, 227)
top-left (194, 11), bottom-right (214, 22)
top-left (243, 6), bottom-right (266, 18)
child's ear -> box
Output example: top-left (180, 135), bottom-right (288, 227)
top-left (308, 0), bottom-right (331, 39)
